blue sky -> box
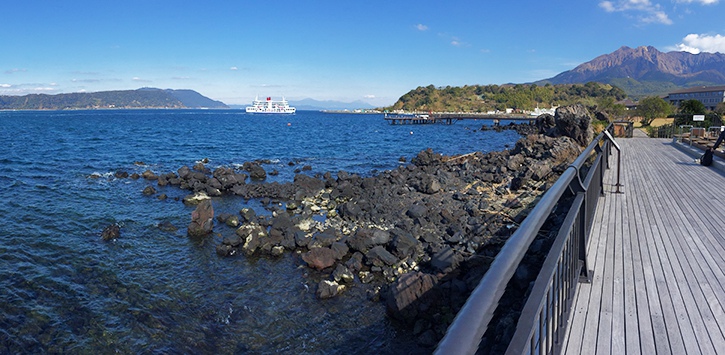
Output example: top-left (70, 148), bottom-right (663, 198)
top-left (2, 0), bottom-right (724, 106)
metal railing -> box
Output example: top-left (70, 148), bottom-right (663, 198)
top-left (435, 124), bottom-right (617, 354)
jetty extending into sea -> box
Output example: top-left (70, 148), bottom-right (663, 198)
top-left (436, 126), bottom-right (725, 354)
top-left (384, 112), bottom-right (536, 125)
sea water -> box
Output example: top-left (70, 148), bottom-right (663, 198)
top-left (0, 109), bottom-right (522, 353)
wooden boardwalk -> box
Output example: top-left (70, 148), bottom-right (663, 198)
top-left (562, 134), bottom-right (725, 355)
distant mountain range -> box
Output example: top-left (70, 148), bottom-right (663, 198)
top-left (0, 88), bottom-right (227, 110)
top-left (229, 98), bottom-right (376, 111)
top-left (536, 46), bottom-right (725, 98)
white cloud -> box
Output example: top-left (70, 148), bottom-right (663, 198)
top-left (598, 0), bottom-right (672, 25)
top-left (0, 83), bottom-right (59, 95)
top-left (675, 0), bottom-right (718, 4)
top-left (600, 1), bottom-right (616, 11)
top-left (230, 66), bottom-right (238, 70)
top-left (643, 10), bottom-right (672, 24)
top-left (364, 94), bottom-right (375, 99)
top-left (449, 36), bottom-right (469, 47)
top-left (676, 33), bottom-right (725, 53)
top-left (132, 77), bottom-right (151, 82)
top-left (415, 24), bottom-right (428, 31)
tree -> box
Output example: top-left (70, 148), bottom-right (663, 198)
top-left (714, 102), bottom-right (725, 116)
top-left (636, 96), bottom-right (672, 126)
top-left (679, 99), bottom-right (706, 115)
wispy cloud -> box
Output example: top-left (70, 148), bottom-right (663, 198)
top-left (452, 38), bottom-right (472, 47)
top-left (230, 66), bottom-right (238, 71)
top-left (0, 83), bottom-right (58, 95)
top-left (72, 78), bottom-right (122, 83)
top-left (72, 71), bottom-right (99, 76)
top-left (364, 94), bottom-right (375, 99)
top-left (415, 24), bottom-right (428, 31)
top-left (438, 33), bottom-right (469, 47)
top-left (675, 0), bottom-right (718, 4)
top-left (132, 77), bottom-right (151, 83)
top-left (72, 78), bottom-right (102, 83)
top-left (675, 33), bottom-right (725, 53)
top-left (4, 68), bottom-right (27, 74)
top-left (599, 0), bottom-right (672, 25)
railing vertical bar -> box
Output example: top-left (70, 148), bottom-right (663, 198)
top-left (538, 310), bottom-right (544, 355)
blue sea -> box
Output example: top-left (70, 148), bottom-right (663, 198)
top-left (0, 109), bottom-right (522, 354)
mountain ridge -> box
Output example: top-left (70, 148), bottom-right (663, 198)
top-left (0, 88), bottom-right (227, 110)
top-left (536, 46), bottom-right (725, 97)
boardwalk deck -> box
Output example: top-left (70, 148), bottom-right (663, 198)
top-left (562, 135), bottom-right (725, 355)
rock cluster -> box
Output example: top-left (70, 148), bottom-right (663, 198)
top-left (121, 104), bottom-right (600, 348)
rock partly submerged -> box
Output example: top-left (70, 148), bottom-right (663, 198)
top-left (187, 199), bottom-right (214, 238)
top-left (129, 104), bottom-right (600, 348)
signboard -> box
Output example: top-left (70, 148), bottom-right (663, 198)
top-left (693, 114), bottom-right (705, 121)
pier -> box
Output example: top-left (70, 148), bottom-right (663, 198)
top-left (436, 127), bottom-right (725, 354)
top-left (384, 112), bottom-right (536, 125)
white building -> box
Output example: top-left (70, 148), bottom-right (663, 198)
top-left (667, 85), bottom-right (725, 111)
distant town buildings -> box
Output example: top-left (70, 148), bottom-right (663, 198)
top-left (616, 99), bottom-right (638, 111)
top-left (667, 85), bottom-right (725, 110)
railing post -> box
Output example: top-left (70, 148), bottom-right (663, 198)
top-left (578, 192), bottom-right (591, 283)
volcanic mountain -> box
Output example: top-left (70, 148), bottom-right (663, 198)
top-left (537, 46), bottom-right (725, 97)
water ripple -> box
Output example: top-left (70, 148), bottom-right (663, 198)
top-left (0, 110), bottom-right (518, 353)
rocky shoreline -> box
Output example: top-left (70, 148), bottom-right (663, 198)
top-left (107, 104), bottom-right (600, 350)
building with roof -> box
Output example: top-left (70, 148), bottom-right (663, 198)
top-left (667, 85), bottom-right (725, 110)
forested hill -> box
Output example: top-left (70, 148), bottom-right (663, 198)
top-left (0, 88), bottom-right (228, 110)
top-left (386, 83), bottom-right (626, 112)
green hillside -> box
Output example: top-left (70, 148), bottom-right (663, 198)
top-left (385, 83), bottom-right (627, 112)
top-left (0, 88), bottom-right (227, 110)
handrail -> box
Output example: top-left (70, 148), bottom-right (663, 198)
top-left (435, 124), bottom-right (615, 354)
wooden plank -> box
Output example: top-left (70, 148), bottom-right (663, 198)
top-left (593, 184), bottom-right (616, 355)
top-left (645, 144), bottom-right (725, 353)
top-left (563, 137), bottom-right (725, 355)
top-left (619, 180), bottom-right (642, 355)
top-left (625, 170), bottom-right (657, 355)
top-left (579, 183), bottom-right (614, 355)
top-left (626, 140), bottom-right (674, 355)
top-left (610, 187), bottom-right (627, 355)
top-left (639, 142), bottom-right (701, 354)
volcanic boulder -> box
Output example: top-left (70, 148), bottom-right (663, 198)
top-left (187, 199), bottom-right (214, 237)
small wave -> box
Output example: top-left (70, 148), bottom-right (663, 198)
top-left (86, 171), bottom-right (115, 180)
top-left (218, 304), bottom-right (234, 325)
top-left (10, 179), bottom-right (24, 187)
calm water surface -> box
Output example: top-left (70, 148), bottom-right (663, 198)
top-left (0, 110), bottom-right (522, 353)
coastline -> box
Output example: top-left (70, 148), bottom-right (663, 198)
top-left (121, 108), bottom-right (594, 349)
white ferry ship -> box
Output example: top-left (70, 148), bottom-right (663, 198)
top-left (245, 96), bottom-right (296, 114)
